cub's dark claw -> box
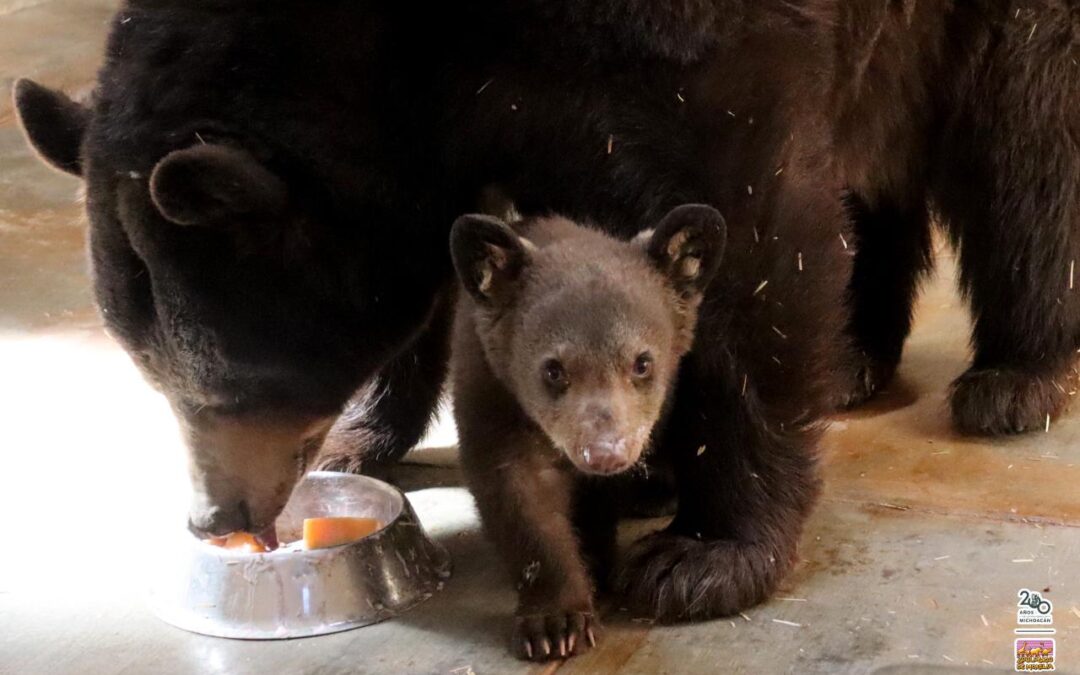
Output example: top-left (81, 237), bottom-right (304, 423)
top-left (513, 611), bottom-right (597, 661)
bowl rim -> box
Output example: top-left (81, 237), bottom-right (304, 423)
top-left (195, 471), bottom-right (406, 558)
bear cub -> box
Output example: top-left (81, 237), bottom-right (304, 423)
top-left (450, 204), bottom-right (725, 660)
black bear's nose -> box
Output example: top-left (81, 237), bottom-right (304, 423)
top-left (186, 501), bottom-right (251, 539)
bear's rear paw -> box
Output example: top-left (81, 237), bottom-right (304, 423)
top-left (831, 352), bottom-right (898, 411)
top-left (950, 367), bottom-right (1071, 436)
top-left (513, 610), bottom-right (597, 661)
top-left (614, 531), bottom-right (789, 623)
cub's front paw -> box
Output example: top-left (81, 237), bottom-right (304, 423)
top-left (513, 610), bottom-right (597, 661)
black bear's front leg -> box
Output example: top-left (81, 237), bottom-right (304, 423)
top-left (839, 194), bottom-right (933, 409)
top-left (317, 292), bottom-right (453, 474)
top-left (572, 477), bottom-right (628, 592)
top-left (933, 10), bottom-right (1080, 435)
top-left (615, 363), bottom-right (820, 621)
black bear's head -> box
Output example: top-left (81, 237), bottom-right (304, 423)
top-left (13, 74), bottom-right (444, 543)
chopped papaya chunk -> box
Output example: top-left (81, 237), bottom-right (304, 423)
top-left (303, 517), bottom-right (381, 550)
top-left (208, 531), bottom-right (269, 553)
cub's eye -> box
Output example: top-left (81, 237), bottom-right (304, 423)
top-left (632, 353), bottom-right (654, 379)
top-left (543, 359), bottom-right (568, 388)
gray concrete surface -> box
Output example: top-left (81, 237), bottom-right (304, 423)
top-left (1, 2), bottom-right (1077, 673)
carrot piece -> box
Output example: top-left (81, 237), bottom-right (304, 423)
top-left (208, 532), bottom-right (268, 553)
top-left (303, 517), bottom-right (381, 550)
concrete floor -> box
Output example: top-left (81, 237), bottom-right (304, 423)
top-left (1, 2), bottom-right (1078, 674)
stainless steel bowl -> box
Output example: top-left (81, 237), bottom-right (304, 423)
top-left (148, 471), bottom-right (452, 639)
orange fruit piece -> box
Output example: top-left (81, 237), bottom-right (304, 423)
top-left (208, 531), bottom-right (269, 553)
top-left (303, 517), bottom-right (381, 550)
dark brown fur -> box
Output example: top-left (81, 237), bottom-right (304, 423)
top-left (830, 0), bottom-right (1080, 432)
top-left (452, 0), bottom-right (1080, 435)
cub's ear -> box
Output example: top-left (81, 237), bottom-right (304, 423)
top-left (644, 204), bottom-right (726, 296)
top-left (13, 79), bottom-right (90, 177)
top-left (149, 145), bottom-right (287, 226)
top-left (450, 214), bottom-right (532, 305)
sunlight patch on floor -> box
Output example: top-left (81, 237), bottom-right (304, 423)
top-left (0, 332), bottom-right (191, 595)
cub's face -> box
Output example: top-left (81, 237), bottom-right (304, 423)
top-left (508, 280), bottom-right (679, 474)
top-left (452, 205), bottom-right (726, 475)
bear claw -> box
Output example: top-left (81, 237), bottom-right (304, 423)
top-left (513, 611), bottom-right (596, 661)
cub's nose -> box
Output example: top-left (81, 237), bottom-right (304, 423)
top-left (581, 437), bottom-right (631, 474)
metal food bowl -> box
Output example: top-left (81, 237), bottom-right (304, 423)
top-left (149, 471), bottom-right (451, 639)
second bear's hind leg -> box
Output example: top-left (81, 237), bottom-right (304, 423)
top-left (838, 194), bottom-right (933, 410)
top-left (934, 7), bottom-right (1080, 435)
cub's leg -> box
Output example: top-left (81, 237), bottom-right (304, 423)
top-left (934, 4), bottom-right (1080, 435)
top-left (455, 333), bottom-right (598, 661)
top-left (464, 439), bottom-right (599, 661)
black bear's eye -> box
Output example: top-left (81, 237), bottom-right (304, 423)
top-left (632, 353), bottom-right (654, 379)
top-left (542, 359), bottom-right (568, 389)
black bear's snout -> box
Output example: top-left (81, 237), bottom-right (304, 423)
top-left (186, 501), bottom-right (251, 540)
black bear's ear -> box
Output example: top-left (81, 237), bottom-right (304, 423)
top-left (13, 79), bottom-right (90, 177)
top-left (450, 214), bottom-right (532, 305)
top-left (644, 204), bottom-right (726, 297)
top-left (149, 145), bottom-right (287, 226)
